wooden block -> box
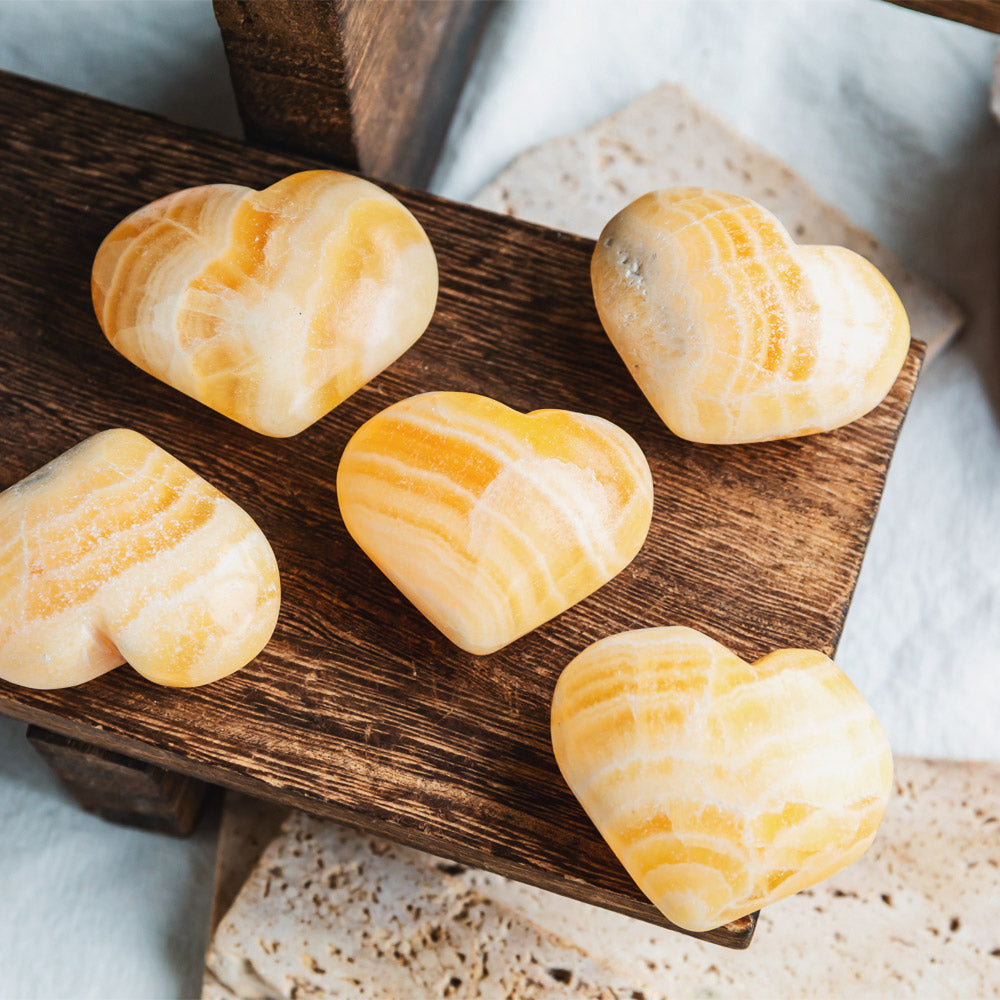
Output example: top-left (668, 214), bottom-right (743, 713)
top-left (26, 725), bottom-right (208, 836)
top-left (992, 50), bottom-right (1000, 121)
top-left (885, 0), bottom-right (1000, 33)
top-left (0, 70), bottom-right (923, 948)
top-left (213, 0), bottom-right (495, 187)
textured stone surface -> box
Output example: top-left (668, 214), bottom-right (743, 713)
top-left (208, 792), bottom-right (289, 933)
top-left (204, 812), bottom-right (639, 999)
top-left (474, 83), bottom-right (962, 362)
top-left (460, 760), bottom-right (1000, 997)
top-left (205, 757), bottom-right (1000, 998)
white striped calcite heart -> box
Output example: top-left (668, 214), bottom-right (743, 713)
top-left (591, 189), bottom-right (910, 444)
top-left (92, 170), bottom-right (438, 437)
top-left (0, 429), bottom-right (280, 689)
top-left (337, 392), bottom-right (653, 655)
top-left (551, 626), bottom-right (892, 932)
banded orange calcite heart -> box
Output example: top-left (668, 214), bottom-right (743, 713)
top-left (551, 627), bottom-right (892, 932)
top-left (0, 429), bottom-right (280, 689)
top-left (591, 189), bottom-right (910, 444)
top-left (337, 392), bottom-right (653, 655)
top-left (92, 170), bottom-right (438, 437)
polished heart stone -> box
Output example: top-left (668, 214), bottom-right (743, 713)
top-left (0, 429), bottom-right (280, 689)
top-left (92, 170), bottom-right (438, 437)
top-left (337, 392), bottom-right (653, 655)
top-left (551, 626), bottom-right (892, 932)
top-left (591, 188), bottom-right (910, 444)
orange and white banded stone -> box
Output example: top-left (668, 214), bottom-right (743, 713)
top-left (551, 626), bottom-right (892, 932)
top-left (92, 170), bottom-right (438, 437)
top-left (0, 429), bottom-right (280, 689)
top-left (337, 392), bottom-right (653, 655)
top-left (591, 188), bottom-right (910, 444)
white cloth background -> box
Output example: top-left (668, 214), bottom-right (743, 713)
top-left (0, 1), bottom-right (997, 996)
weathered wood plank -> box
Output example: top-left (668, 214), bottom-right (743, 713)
top-left (885, 0), bottom-right (1000, 33)
top-left (213, 0), bottom-right (495, 187)
top-left (0, 70), bottom-right (923, 947)
top-left (26, 726), bottom-right (209, 836)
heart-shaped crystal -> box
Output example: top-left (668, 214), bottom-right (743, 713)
top-left (337, 392), bottom-right (653, 655)
top-left (92, 170), bottom-right (438, 436)
top-left (551, 626), bottom-right (892, 931)
top-left (0, 429), bottom-right (280, 689)
top-left (591, 189), bottom-right (910, 444)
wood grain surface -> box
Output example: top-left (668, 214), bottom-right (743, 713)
top-left (0, 70), bottom-right (923, 948)
top-left (213, 0), bottom-right (495, 188)
top-left (27, 726), bottom-right (208, 836)
top-left (885, 0), bottom-right (1000, 33)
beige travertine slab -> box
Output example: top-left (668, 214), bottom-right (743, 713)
top-left (203, 812), bottom-right (639, 1000)
top-left (473, 83), bottom-right (963, 361)
top-left (203, 758), bottom-right (1000, 999)
top-left (460, 758), bottom-right (1000, 999)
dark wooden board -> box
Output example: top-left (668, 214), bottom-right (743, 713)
top-left (27, 726), bottom-right (208, 836)
top-left (0, 70), bottom-right (923, 949)
top-left (884, 0), bottom-right (1000, 32)
top-left (213, 0), bottom-right (495, 188)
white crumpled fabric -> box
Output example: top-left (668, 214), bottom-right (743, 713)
top-left (0, 1), bottom-right (998, 996)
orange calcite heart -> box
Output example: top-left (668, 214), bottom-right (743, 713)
top-left (591, 188), bottom-right (910, 444)
top-left (551, 627), bottom-right (892, 932)
top-left (92, 170), bottom-right (438, 437)
top-left (0, 429), bottom-right (280, 689)
top-left (337, 392), bottom-right (653, 655)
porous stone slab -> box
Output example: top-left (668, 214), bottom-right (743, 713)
top-left (203, 758), bottom-right (1000, 999)
top-left (473, 83), bottom-right (963, 361)
top-left (203, 812), bottom-right (638, 999)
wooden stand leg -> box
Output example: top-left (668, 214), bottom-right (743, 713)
top-left (884, 1), bottom-right (1000, 34)
top-left (26, 726), bottom-right (208, 836)
top-left (213, 0), bottom-right (496, 188)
